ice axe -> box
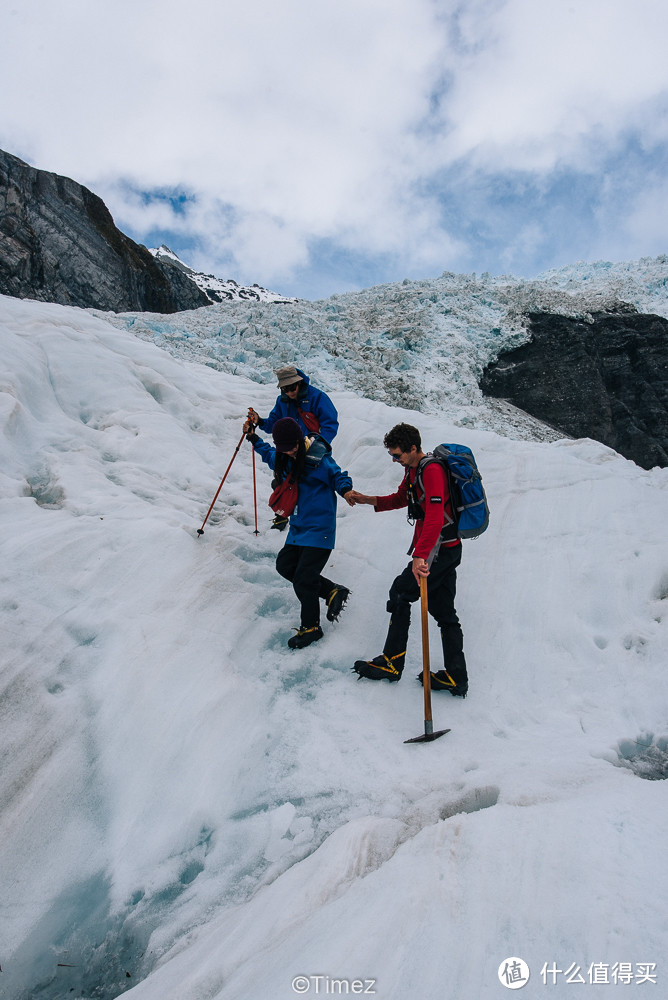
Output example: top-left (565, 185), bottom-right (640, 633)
top-left (405, 574), bottom-right (451, 744)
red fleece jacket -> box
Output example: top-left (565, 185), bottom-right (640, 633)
top-left (375, 461), bottom-right (460, 560)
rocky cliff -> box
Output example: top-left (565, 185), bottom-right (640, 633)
top-left (0, 149), bottom-right (209, 313)
top-left (480, 308), bottom-right (668, 469)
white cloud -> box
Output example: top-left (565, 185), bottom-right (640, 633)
top-left (589, 174), bottom-right (668, 263)
top-left (436, 0), bottom-right (668, 170)
top-left (1, 0), bottom-right (667, 292)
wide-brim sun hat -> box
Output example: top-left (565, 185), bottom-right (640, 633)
top-left (275, 365), bottom-right (301, 389)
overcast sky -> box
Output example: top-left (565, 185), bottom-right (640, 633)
top-left (2, 0), bottom-right (667, 299)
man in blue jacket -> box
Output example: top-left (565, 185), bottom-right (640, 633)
top-left (244, 415), bottom-right (354, 649)
top-left (247, 366), bottom-right (339, 531)
top-left (247, 366), bottom-right (339, 444)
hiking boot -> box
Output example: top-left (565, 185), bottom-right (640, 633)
top-left (352, 652), bottom-right (404, 682)
top-left (326, 585), bottom-right (350, 622)
top-left (271, 516), bottom-right (289, 531)
top-left (288, 625), bottom-right (324, 649)
top-left (417, 670), bottom-right (468, 698)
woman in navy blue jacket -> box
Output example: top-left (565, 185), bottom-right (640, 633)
top-left (247, 366), bottom-right (339, 444)
top-left (244, 416), bottom-right (354, 649)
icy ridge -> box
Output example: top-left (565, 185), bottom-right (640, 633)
top-left (97, 255), bottom-right (668, 436)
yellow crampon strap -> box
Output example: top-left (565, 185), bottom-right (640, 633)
top-left (380, 651), bottom-right (405, 676)
top-left (432, 669), bottom-right (456, 687)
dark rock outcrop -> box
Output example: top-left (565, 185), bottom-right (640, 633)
top-left (0, 149), bottom-right (209, 313)
top-left (480, 309), bottom-right (668, 469)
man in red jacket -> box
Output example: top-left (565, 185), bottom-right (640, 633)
top-left (347, 423), bottom-right (468, 696)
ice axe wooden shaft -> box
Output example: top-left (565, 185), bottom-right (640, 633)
top-left (404, 574), bottom-right (451, 744)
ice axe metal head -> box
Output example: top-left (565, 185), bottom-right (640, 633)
top-left (405, 722), bottom-right (451, 744)
top-left (405, 575), bottom-right (451, 745)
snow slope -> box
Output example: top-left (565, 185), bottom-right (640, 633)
top-left (1, 293), bottom-right (667, 1000)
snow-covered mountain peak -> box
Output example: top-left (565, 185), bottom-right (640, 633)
top-left (149, 245), bottom-right (296, 305)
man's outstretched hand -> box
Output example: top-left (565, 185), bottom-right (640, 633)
top-left (345, 490), bottom-right (377, 507)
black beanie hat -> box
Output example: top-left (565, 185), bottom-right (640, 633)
top-left (272, 417), bottom-right (303, 452)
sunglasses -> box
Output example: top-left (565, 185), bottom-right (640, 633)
top-left (388, 450), bottom-right (405, 461)
top-left (283, 383), bottom-right (301, 392)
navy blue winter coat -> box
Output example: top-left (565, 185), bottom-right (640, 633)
top-left (253, 436), bottom-right (352, 550)
top-left (258, 370), bottom-right (339, 443)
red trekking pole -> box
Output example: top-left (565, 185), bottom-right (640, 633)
top-left (197, 431), bottom-right (246, 536)
top-left (251, 447), bottom-right (259, 535)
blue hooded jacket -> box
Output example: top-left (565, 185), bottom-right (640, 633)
top-left (252, 436), bottom-right (352, 549)
top-left (258, 370), bottom-right (339, 443)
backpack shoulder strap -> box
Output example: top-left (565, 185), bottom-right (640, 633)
top-left (415, 453), bottom-right (443, 494)
top-left (416, 452), bottom-right (456, 534)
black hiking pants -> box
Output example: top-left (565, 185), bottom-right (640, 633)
top-left (383, 544), bottom-right (467, 681)
top-left (276, 544), bottom-right (335, 627)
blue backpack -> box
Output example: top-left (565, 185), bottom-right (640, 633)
top-left (417, 443), bottom-right (489, 539)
